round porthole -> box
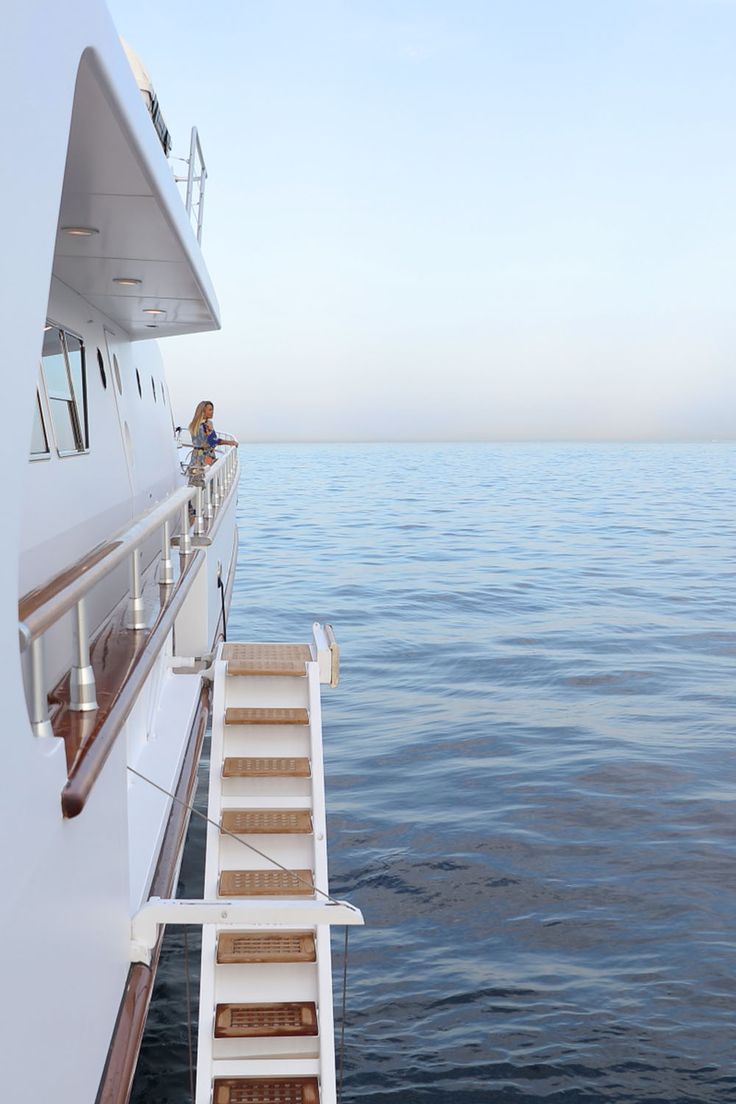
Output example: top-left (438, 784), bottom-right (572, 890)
top-left (96, 348), bottom-right (107, 389)
top-left (135, 368), bottom-right (142, 398)
top-left (113, 354), bottom-right (122, 394)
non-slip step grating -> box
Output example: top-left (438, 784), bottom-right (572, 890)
top-left (215, 1001), bottom-right (318, 1038)
top-left (221, 810), bottom-right (313, 835)
top-left (219, 869), bottom-right (315, 897)
top-left (223, 757), bottom-right (311, 779)
top-left (225, 707), bottom-right (309, 726)
top-left (217, 931), bottom-right (316, 964)
top-left (224, 643), bottom-right (311, 677)
top-left (213, 1079), bottom-right (319, 1104)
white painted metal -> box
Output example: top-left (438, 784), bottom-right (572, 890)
top-left (195, 636), bottom-right (362, 1104)
top-left (131, 897), bottom-right (363, 964)
top-left (0, 4), bottom-right (238, 1102)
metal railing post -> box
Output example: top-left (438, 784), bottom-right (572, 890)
top-left (29, 637), bottom-right (54, 738)
top-left (127, 549), bottom-right (146, 629)
top-left (194, 485), bottom-right (206, 535)
top-left (159, 520), bottom-right (174, 585)
top-left (70, 597), bottom-right (97, 711)
top-left (204, 478), bottom-right (214, 520)
top-left (180, 501), bottom-right (192, 555)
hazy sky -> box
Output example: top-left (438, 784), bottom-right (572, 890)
top-left (107, 0), bottom-right (736, 441)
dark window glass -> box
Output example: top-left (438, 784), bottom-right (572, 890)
top-left (97, 348), bottom-right (107, 389)
top-left (136, 368), bottom-right (142, 398)
top-left (41, 324), bottom-right (87, 453)
top-left (151, 376), bottom-right (156, 401)
top-left (64, 333), bottom-right (88, 447)
top-left (30, 393), bottom-right (49, 456)
top-left (43, 328), bottom-right (71, 399)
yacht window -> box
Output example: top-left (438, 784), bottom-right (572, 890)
top-left (151, 376), bottom-right (156, 402)
top-left (42, 326), bottom-right (87, 454)
top-left (113, 354), bottom-right (122, 394)
top-left (97, 348), bottom-right (107, 389)
top-left (30, 392), bottom-right (49, 457)
top-left (64, 333), bottom-right (88, 446)
top-left (135, 367), bottom-right (142, 398)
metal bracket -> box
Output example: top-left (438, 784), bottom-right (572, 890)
top-left (131, 896), bottom-right (364, 964)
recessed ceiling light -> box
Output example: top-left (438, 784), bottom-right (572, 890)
top-left (143, 308), bottom-right (166, 316)
top-left (113, 277), bottom-right (142, 287)
top-left (61, 226), bottom-right (99, 236)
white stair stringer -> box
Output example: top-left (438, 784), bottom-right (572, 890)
top-left (195, 640), bottom-right (356, 1104)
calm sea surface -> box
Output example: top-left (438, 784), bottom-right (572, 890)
top-left (132, 443), bottom-right (736, 1104)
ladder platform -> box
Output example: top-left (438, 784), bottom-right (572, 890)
top-left (225, 707), bottom-right (309, 726)
top-left (221, 810), bottom-right (313, 835)
top-left (215, 1002), bottom-right (318, 1039)
top-left (224, 643), bottom-right (311, 677)
top-left (217, 931), bottom-right (316, 964)
top-left (219, 869), bottom-right (315, 897)
top-left (223, 757), bottom-right (311, 779)
top-left (213, 1078), bottom-right (319, 1104)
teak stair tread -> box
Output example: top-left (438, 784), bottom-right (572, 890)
top-left (225, 707), bottom-right (309, 726)
top-left (217, 931), bottom-right (316, 964)
top-left (213, 1079), bottom-right (319, 1104)
top-left (221, 809), bottom-right (313, 835)
top-left (223, 757), bottom-right (311, 779)
top-left (224, 643), bottom-right (311, 677)
top-left (215, 1001), bottom-right (318, 1038)
top-left (219, 869), bottom-right (315, 897)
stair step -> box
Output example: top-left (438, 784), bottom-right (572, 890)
top-left (221, 810), bottom-right (313, 835)
top-left (217, 931), bottom-right (316, 964)
top-left (215, 1002), bottom-right (318, 1039)
top-left (224, 643), bottom-right (311, 677)
top-left (213, 1078), bottom-right (319, 1104)
top-left (219, 869), bottom-right (314, 897)
top-left (225, 708), bottom-right (309, 726)
top-left (223, 757), bottom-right (311, 779)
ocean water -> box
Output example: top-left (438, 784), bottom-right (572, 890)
top-left (132, 443), bottom-right (736, 1104)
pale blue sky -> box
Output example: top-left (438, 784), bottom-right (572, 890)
top-left (107, 0), bottom-right (736, 440)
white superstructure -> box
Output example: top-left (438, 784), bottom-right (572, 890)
top-left (0, 3), bottom-right (360, 1102)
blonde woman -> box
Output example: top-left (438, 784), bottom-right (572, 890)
top-left (189, 400), bottom-right (238, 466)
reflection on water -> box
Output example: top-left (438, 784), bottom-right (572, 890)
top-left (132, 443), bottom-right (736, 1104)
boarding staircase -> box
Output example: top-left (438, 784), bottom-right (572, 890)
top-left (194, 627), bottom-right (359, 1104)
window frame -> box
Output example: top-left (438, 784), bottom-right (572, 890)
top-left (29, 389), bottom-right (51, 462)
top-left (40, 321), bottom-right (90, 458)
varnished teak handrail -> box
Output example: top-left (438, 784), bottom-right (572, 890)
top-left (61, 548), bottom-right (204, 818)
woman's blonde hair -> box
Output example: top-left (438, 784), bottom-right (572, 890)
top-left (189, 400), bottom-right (213, 438)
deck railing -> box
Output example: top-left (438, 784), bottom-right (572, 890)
top-left (18, 445), bottom-right (238, 810)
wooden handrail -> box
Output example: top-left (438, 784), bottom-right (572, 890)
top-left (19, 445), bottom-right (236, 644)
top-left (94, 682), bottom-right (211, 1104)
top-left (61, 548), bottom-right (204, 818)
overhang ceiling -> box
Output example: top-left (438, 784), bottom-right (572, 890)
top-left (52, 55), bottom-right (220, 340)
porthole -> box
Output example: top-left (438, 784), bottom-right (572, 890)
top-left (135, 368), bottom-right (142, 398)
top-left (96, 348), bottom-right (107, 389)
top-left (113, 354), bottom-right (122, 394)
top-left (151, 376), bottom-right (157, 402)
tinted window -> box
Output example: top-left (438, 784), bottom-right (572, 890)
top-left (41, 324), bottom-right (87, 453)
top-left (30, 393), bottom-right (49, 456)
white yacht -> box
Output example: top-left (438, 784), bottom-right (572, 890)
top-left (2, 3), bottom-right (361, 1102)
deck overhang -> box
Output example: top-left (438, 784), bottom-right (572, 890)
top-left (52, 50), bottom-right (220, 340)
